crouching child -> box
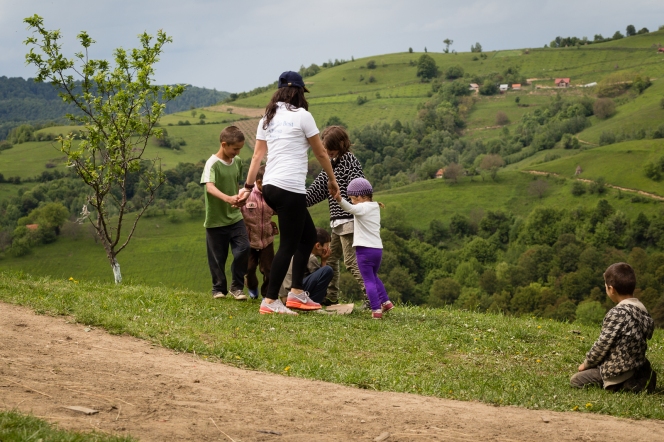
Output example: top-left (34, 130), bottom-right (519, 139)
top-left (571, 262), bottom-right (657, 393)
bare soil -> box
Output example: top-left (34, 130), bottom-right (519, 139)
top-left (2, 302), bottom-right (664, 441)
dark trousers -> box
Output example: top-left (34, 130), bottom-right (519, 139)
top-left (303, 266), bottom-right (334, 304)
top-left (246, 242), bottom-right (274, 298)
top-left (570, 360), bottom-right (657, 393)
top-left (206, 220), bottom-right (250, 294)
top-left (262, 185), bottom-right (317, 300)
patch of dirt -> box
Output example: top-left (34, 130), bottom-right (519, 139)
top-left (524, 170), bottom-right (664, 201)
top-left (2, 302), bottom-right (664, 441)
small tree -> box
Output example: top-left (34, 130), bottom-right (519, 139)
top-left (443, 38), bottom-right (454, 53)
top-left (443, 162), bottom-right (464, 183)
top-left (366, 60), bottom-right (376, 69)
top-left (593, 98), bottom-right (616, 119)
top-left (24, 15), bottom-right (184, 283)
top-left (528, 179), bottom-right (549, 199)
top-left (408, 47), bottom-right (413, 53)
top-left (416, 54), bottom-right (439, 81)
top-left (444, 65), bottom-right (464, 79)
top-left (470, 42), bottom-right (483, 53)
top-left (626, 24), bottom-right (637, 37)
top-left (480, 154), bottom-right (505, 180)
top-left (227, 107), bottom-right (233, 114)
top-left (495, 111), bottom-right (509, 126)
top-left (199, 113), bottom-right (206, 120)
top-left (191, 109), bottom-right (197, 118)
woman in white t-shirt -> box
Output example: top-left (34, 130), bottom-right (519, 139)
top-left (240, 71), bottom-right (340, 315)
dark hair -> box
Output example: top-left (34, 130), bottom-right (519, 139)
top-left (262, 87), bottom-right (309, 130)
top-left (315, 227), bottom-right (331, 245)
top-left (321, 125), bottom-right (351, 158)
top-left (604, 262), bottom-right (636, 295)
top-left (220, 125), bottom-right (245, 145)
top-left (256, 165), bottom-right (266, 182)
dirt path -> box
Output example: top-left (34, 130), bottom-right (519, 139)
top-left (524, 170), bottom-right (664, 201)
top-left (2, 303), bottom-right (664, 442)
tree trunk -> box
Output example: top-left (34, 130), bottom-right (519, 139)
top-left (112, 259), bottom-right (122, 284)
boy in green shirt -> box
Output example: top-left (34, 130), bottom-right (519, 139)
top-left (200, 126), bottom-right (250, 300)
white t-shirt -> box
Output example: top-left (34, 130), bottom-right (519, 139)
top-left (256, 102), bottom-right (319, 194)
top-left (338, 199), bottom-right (383, 249)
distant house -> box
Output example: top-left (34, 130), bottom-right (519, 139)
top-left (583, 82), bottom-right (598, 88)
top-left (512, 84), bottom-right (522, 91)
top-left (555, 78), bottom-right (571, 87)
top-left (469, 83), bottom-right (479, 93)
top-left (26, 224), bottom-right (39, 231)
top-left (435, 168), bottom-right (444, 179)
top-left (499, 84), bottom-right (509, 92)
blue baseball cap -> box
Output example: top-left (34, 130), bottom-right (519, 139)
top-left (278, 71), bottom-right (310, 92)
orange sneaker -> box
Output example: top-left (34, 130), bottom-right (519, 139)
top-left (285, 291), bottom-right (322, 311)
top-left (259, 299), bottom-right (298, 315)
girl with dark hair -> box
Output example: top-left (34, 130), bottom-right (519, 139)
top-left (306, 126), bottom-right (367, 306)
top-left (240, 71), bottom-right (340, 315)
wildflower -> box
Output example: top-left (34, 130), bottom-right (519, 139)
top-left (74, 280), bottom-right (79, 284)
top-left (573, 405), bottom-right (579, 411)
top-left (536, 359), bottom-right (541, 363)
top-left (586, 403), bottom-right (592, 409)
top-left (537, 326), bottom-right (541, 329)
top-left (235, 356), bottom-right (241, 359)
top-left (68, 277), bottom-right (74, 281)
top-left (284, 366), bottom-right (291, 372)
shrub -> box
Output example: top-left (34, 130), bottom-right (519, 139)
top-left (561, 133), bottom-right (580, 149)
top-left (368, 75), bottom-right (376, 83)
top-left (416, 54), bottom-right (439, 80)
top-left (588, 177), bottom-right (607, 194)
top-left (660, 97), bottom-right (664, 110)
top-left (496, 111), bottom-right (510, 126)
top-left (0, 140), bottom-right (13, 151)
top-left (356, 96), bottom-right (368, 105)
top-left (408, 47), bottom-right (413, 53)
top-left (599, 131), bottom-right (616, 146)
top-left (571, 181), bottom-right (586, 196)
top-left (445, 65), bottom-right (464, 79)
top-left (366, 60), bottom-right (376, 69)
top-left (575, 301), bottom-right (605, 325)
top-left (593, 98), bottom-right (616, 119)
top-left (632, 75), bottom-right (651, 94)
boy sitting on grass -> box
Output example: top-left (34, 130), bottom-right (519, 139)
top-left (200, 125), bottom-right (250, 301)
top-left (279, 228), bottom-right (334, 306)
top-left (571, 262), bottom-right (657, 393)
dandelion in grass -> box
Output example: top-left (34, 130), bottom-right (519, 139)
top-left (586, 403), bottom-right (593, 409)
top-left (573, 405), bottom-right (579, 411)
top-left (537, 326), bottom-right (541, 329)
top-left (284, 366), bottom-right (291, 372)
top-left (536, 359), bottom-right (541, 363)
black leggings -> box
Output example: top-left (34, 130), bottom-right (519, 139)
top-left (262, 185), bottom-right (317, 300)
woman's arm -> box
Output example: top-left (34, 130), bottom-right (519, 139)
top-left (239, 139), bottom-right (267, 202)
top-left (308, 135), bottom-right (339, 199)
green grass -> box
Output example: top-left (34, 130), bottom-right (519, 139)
top-left (578, 80), bottom-right (664, 144)
top-left (2, 272), bottom-right (664, 420)
top-left (528, 139), bottom-right (664, 196)
top-left (3, 171), bottom-right (661, 291)
top-left (0, 122), bottom-right (254, 180)
top-left (465, 92), bottom-right (551, 129)
top-left (0, 410), bottom-right (134, 442)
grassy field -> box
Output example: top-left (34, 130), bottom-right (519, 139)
top-left (2, 273), bottom-right (664, 420)
top-left (3, 170), bottom-right (662, 292)
top-left (577, 79), bottom-right (664, 144)
top-left (528, 139), bottom-right (664, 196)
top-left (0, 121), bottom-right (254, 180)
top-left (0, 410), bottom-right (133, 442)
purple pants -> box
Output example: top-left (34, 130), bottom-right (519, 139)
top-left (355, 246), bottom-right (390, 310)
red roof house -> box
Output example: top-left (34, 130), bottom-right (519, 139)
top-left (26, 224), bottom-right (39, 231)
top-left (555, 78), bottom-right (571, 87)
top-left (435, 168), bottom-right (444, 179)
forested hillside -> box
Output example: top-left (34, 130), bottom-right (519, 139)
top-left (0, 76), bottom-right (229, 139)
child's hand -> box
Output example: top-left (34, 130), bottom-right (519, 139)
top-left (328, 180), bottom-right (340, 201)
top-left (332, 192), bottom-right (342, 203)
top-left (226, 195), bottom-right (240, 205)
top-left (578, 363), bottom-right (586, 372)
top-left (320, 246), bottom-right (331, 266)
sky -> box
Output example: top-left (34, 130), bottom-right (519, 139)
top-left (1, 0), bottom-right (663, 93)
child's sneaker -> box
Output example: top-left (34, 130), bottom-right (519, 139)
top-left (259, 298), bottom-right (298, 315)
top-left (248, 288), bottom-right (259, 299)
top-left (285, 291), bottom-right (322, 311)
top-left (229, 289), bottom-right (248, 301)
top-left (372, 309), bottom-right (383, 319)
top-left (212, 291), bottom-right (226, 299)
top-left (381, 300), bottom-right (394, 313)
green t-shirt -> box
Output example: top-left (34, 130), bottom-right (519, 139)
top-left (200, 155), bottom-right (244, 228)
